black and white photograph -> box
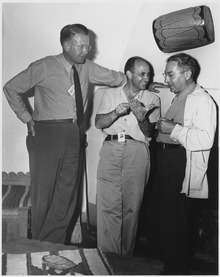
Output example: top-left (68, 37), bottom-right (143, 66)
top-left (2, 0), bottom-right (219, 275)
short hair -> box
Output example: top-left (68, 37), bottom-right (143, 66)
top-left (60, 24), bottom-right (89, 46)
top-left (124, 56), bottom-right (154, 81)
top-left (167, 53), bottom-right (201, 82)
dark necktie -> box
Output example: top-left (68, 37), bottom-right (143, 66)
top-left (72, 64), bottom-right (84, 128)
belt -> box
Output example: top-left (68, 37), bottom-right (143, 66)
top-left (105, 134), bottom-right (134, 141)
top-left (35, 119), bottom-right (73, 124)
top-left (157, 142), bottom-right (182, 150)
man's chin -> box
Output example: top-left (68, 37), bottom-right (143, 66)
top-left (169, 86), bottom-right (175, 93)
top-left (141, 84), bottom-right (148, 90)
top-left (77, 57), bottom-right (86, 64)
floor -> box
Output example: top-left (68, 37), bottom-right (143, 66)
top-left (2, 214), bottom-right (218, 275)
top-left (2, 227), bottom-right (218, 275)
top-left (80, 223), bottom-right (218, 275)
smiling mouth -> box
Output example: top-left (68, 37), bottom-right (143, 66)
top-left (78, 56), bottom-right (86, 62)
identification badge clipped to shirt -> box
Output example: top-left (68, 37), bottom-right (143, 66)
top-left (118, 131), bottom-right (125, 142)
top-left (67, 85), bottom-right (75, 96)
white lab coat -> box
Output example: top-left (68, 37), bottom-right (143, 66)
top-left (170, 84), bottom-right (217, 198)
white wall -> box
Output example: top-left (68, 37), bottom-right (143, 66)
top-left (2, 0), bottom-right (220, 205)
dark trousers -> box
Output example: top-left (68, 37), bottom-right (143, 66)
top-left (26, 121), bottom-right (84, 244)
top-left (155, 145), bottom-right (191, 274)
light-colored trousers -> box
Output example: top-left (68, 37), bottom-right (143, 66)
top-left (97, 140), bottom-right (150, 256)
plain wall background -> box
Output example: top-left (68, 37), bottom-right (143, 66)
top-left (2, 0), bottom-right (220, 206)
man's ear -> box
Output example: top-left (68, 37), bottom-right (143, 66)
top-left (63, 41), bottom-right (70, 51)
top-left (126, 70), bottom-right (132, 79)
top-left (184, 70), bottom-right (192, 80)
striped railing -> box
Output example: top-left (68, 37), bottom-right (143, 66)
top-left (2, 171), bottom-right (31, 242)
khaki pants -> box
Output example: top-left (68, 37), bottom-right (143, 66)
top-left (97, 139), bottom-right (150, 256)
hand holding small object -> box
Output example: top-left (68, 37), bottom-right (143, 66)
top-left (129, 99), bottom-right (147, 122)
top-left (156, 117), bottom-right (176, 134)
top-left (115, 103), bottom-right (130, 116)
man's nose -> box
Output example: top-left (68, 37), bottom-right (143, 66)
top-left (163, 73), bottom-right (169, 83)
top-left (82, 45), bottom-right (90, 54)
top-left (164, 75), bottom-right (169, 83)
top-left (142, 74), bottom-right (149, 80)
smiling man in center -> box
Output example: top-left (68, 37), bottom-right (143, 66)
top-left (95, 56), bottom-right (161, 256)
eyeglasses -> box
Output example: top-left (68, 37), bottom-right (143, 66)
top-left (163, 71), bottom-right (186, 79)
top-left (132, 71), bottom-right (150, 79)
top-left (72, 43), bottom-right (91, 52)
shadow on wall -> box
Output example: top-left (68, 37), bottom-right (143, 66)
top-left (207, 97), bottom-right (218, 211)
top-left (204, 98), bottom-right (218, 260)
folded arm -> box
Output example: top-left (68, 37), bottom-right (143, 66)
top-left (170, 95), bottom-right (216, 151)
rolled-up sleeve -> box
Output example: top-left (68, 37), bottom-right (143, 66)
top-left (3, 60), bottom-right (45, 123)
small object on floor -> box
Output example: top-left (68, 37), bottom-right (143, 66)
top-left (2, 249), bottom-right (111, 275)
top-left (42, 254), bottom-right (76, 272)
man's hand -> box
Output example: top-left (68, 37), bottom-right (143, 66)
top-left (129, 100), bottom-right (159, 122)
top-left (148, 82), bottom-right (168, 93)
top-left (156, 118), bottom-right (176, 134)
top-left (129, 99), bottom-right (147, 122)
top-left (27, 119), bottom-right (35, 136)
top-left (115, 103), bottom-right (130, 117)
top-left (144, 104), bottom-right (160, 119)
top-left (96, 103), bottom-right (130, 129)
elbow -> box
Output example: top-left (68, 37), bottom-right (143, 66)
top-left (198, 130), bottom-right (216, 150)
top-left (3, 82), bottom-right (13, 99)
top-left (204, 134), bottom-right (215, 150)
top-left (3, 84), bottom-right (9, 96)
top-left (95, 123), bottom-right (102, 129)
top-left (95, 118), bottom-right (102, 129)
top-left (95, 114), bottom-right (106, 129)
top-left (3, 85), bottom-right (11, 102)
top-left (186, 133), bottom-right (215, 151)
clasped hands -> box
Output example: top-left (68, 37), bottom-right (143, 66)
top-left (115, 99), bottom-right (158, 122)
top-left (156, 117), bottom-right (176, 134)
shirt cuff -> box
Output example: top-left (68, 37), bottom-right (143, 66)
top-left (170, 124), bottom-right (182, 142)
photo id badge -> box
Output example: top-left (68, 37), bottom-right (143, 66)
top-left (118, 131), bottom-right (125, 142)
top-left (67, 85), bottom-right (75, 96)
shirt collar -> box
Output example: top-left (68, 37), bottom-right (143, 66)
top-left (135, 90), bottom-right (144, 100)
top-left (121, 83), bottom-right (145, 101)
top-left (56, 53), bottom-right (72, 73)
top-left (174, 83), bottom-right (197, 102)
